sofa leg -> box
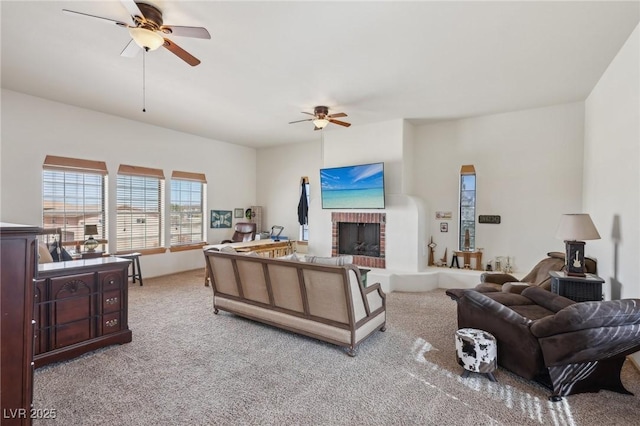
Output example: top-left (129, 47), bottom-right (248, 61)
top-left (549, 395), bottom-right (563, 402)
top-left (380, 325), bottom-right (387, 332)
top-left (213, 308), bottom-right (219, 314)
top-left (347, 348), bottom-right (356, 357)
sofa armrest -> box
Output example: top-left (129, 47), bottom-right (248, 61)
top-left (521, 286), bottom-right (574, 313)
top-left (364, 282), bottom-right (385, 313)
top-left (501, 283), bottom-right (530, 294)
top-left (462, 290), bottom-right (532, 327)
top-left (481, 272), bottom-right (520, 285)
top-left (530, 299), bottom-right (640, 338)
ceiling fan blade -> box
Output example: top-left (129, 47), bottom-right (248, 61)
top-left (162, 39), bottom-right (201, 66)
top-left (120, 39), bottom-right (140, 57)
top-left (289, 118), bottom-right (313, 124)
top-left (62, 9), bottom-right (129, 27)
top-left (160, 25), bottom-right (211, 39)
top-left (327, 112), bottom-right (347, 118)
top-left (329, 119), bottom-right (351, 127)
top-left (120, 0), bottom-right (143, 19)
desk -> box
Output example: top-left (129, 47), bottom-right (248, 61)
top-left (80, 250), bottom-right (104, 259)
top-left (451, 250), bottom-right (483, 271)
top-left (203, 240), bottom-right (295, 286)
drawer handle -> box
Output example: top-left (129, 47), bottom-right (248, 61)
top-left (105, 319), bottom-right (119, 327)
top-left (108, 280), bottom-right (115, 285)
top-left (105, 297), bottom-right (119, 305)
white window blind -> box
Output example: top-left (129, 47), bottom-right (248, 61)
top-left (117, 165), bottom-right (165, 254)
top-left (42, 155), bottom-right (107, 247)
top-left (170, 171), bottom-right (206, 248)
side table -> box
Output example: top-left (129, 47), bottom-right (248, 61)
top-left (549, 271), bottom-right (604, 302)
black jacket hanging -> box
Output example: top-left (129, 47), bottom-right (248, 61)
top-left (297, 181), bottom-right (308, 226)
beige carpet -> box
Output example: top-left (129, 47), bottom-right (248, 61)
top-left (33, 269), bottom-right (640, 425)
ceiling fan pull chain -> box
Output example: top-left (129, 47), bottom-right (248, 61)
top-left (142, 49), bottom-right (146, 112)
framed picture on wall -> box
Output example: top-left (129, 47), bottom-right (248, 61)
top-left (234, 208), bottom-right (244, 218)
top-left (210, 210), bottom-right (232, 228)
top-left (440, 222), bottom-right (448, 232)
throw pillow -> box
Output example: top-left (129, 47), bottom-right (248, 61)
top-left (305, 255), bottom-right (353, 266)
top-left (219, 246), bottom-right (237, 253)
top-left (278, 253), bottom-right (299, 261)
top-left (38, 242), bottom-right (54, 264)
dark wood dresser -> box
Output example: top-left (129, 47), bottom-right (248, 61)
top-left (1, 222), bottom-right (42, 426)
top-left (34, 257), bottom-right (133, 367)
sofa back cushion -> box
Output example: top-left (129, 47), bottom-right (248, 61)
top-left (236, 258), bottom-right (270, 304)
top-left (267, 263), bottom-right (304, 313)
top-left (303, 269), bottom-right (350, 324)
top-left (521, 256), bottom-right (565, 288)
top-left (208, 255), bottom-right (240, 297)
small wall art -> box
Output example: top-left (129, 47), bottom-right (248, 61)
top-left (234, 208), bottom-right (244, 218)
top-left (210, 210), bottom-right (232, 228)
top-left (479, 215), bottom-right (501, 224)
top-left (440, 222), bottom-right (448, 232)
top-left (436, 211), bottom-right (452, 220)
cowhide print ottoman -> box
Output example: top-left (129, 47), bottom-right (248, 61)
top-left (455, 328), bottom-right (498, 382)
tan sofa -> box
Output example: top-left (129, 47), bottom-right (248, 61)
top-left (204, 250), bottom-right (386, 356)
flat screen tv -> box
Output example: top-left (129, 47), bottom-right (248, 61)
top-left (320, 162), bottom-right (385, 209)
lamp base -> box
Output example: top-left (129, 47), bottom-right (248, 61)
top-left (565, 240), bottom-right (586, 277)
top-left (84, 237), bottom-right (99, 252)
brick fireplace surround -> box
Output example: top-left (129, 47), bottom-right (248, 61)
top-left (331, 212), bottom-right (386, 268)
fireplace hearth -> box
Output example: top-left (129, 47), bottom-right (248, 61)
top-left (332, 212), bottom-right (386, 268)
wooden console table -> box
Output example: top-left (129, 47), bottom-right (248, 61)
top-left (34, 257), bottom-right (133, 367)
top-left (451, 250), bottom-right (483, 271)
top-left (203, 239), bottom-right (295, 286)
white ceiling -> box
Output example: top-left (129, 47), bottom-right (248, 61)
top-left (2, 1), bottom-right (639, 148)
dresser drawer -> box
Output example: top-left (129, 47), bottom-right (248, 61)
top-left (102, 290), bottom-right (122, 314)
top-left (50, 273), bottom-right (95, 299)
top-left (99, 270), bottom-right (124, 292)
top-left (101, 312), bottom-right (122, 335)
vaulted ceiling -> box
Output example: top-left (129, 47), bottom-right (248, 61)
top-left (2, 1), bottom-right (638, 148)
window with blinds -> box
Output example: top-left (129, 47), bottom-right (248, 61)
top-left (170, 171), bottom-right (206, 249)
top-left (42, 155), bottom-right (107, 248)
top-left (117, 165), bottom-right (165, 254)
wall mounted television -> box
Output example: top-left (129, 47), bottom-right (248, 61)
top-left (320, 162), bottom-right (385, 209)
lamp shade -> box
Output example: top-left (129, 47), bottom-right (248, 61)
top-left (555, 214), bottom-right (601, 241)
top-left (84, 224), bottom-right (98, 236)
top-left (313, 118), bottom-right (329, 129)
top-left (129, 27), bottom-right (165, 51)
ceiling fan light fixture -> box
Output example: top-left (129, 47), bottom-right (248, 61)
top-left (129, 27), bottom-right (164, 51)
top-left (313, 118), bottom-right (329, 129)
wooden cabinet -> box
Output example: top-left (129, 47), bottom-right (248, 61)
top-left (34, 257), bottom-right (132, 368)
top-left (1, 222), bottom-right (42, 426)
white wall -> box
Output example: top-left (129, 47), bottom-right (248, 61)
top-left (413, 103), bottom-right (586, 273)
top-left (584, 23), bottom-right (639, 302)
top-left (0, 89), bottom-right (257, 278)
top-left (256, 140), bottom-right (321, 240)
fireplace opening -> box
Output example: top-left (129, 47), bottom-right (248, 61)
top-left (338, 222), bottom-right (381, 257)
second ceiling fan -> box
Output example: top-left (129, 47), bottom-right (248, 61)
top-left (289, 106), bottom-right (351, 131)
top-left (63, 0), bottom-right (210, 66)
